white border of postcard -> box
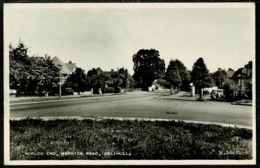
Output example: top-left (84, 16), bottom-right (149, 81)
top-left (4, 2), bottom-right (256, 165)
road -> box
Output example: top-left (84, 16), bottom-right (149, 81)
top-left (9, 91), bottom-right (253, 127)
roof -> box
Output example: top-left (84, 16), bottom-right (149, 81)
top-left (60, 65), bottom-right (72, 75)
top-left (52, 56), bottom-right (64, 65)
top-left (103, 69), bottom-right (117, 77)
top-left (226, 70), bottom-right (235, 78)
top-left (52, 56), bottom-right (76, 75)
top-left (65, 63), bottom-right (76, 72)
top-left (229, 61), bottom-right (252, 79)
top-left (232, 67), bottom-right (251, 78)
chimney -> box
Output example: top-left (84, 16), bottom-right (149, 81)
top-left (111, 69), bottom-right (114, 72)
top-left (69, 61), bottom-right (72, 64)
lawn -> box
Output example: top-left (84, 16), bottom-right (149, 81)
top-left (10, 118), bottom-right (252, 160)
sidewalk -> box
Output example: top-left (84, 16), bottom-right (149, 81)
top-left (161, 91), bottom-right (252, 106)
top-left (161, 91), bottom-right (202, 101)
top-left (9, 92), bottom-right (121, 103)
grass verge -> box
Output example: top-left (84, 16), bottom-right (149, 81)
top-left (10, 118), bottom-right (252, 160)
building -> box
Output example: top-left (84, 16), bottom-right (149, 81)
top-left (232, 61), bottom-right (252, 90)
top-left (148, 79), bottom-right (164, 91)
top-left (231, 61), bottom-right (252, 92)
top-left (52, 56), bottom-right (76, 84)
top-left (226, 68), bottom-right (235, 79)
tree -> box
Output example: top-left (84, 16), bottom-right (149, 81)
top-left (174, 59), bottom-right (190, 91)
top-left (132, 49), bottom-right (165, 91)
top-left (165, 60), bottom-right (181, 94)
top-left (9, 41), bottom-right (59, 96)
top-left (223, 78), bottom-right (240, 101)
top-left (65, 68), bottom-right (88, 95)
top-left (109, 68), bottom-right (134, 93)
top-left (9, 42), bottom-right (30, 93)
top-left (191, 58), bottom-right (213, 100)
top-left (213, 68), bottom-right (227, 87)
top-left (37, 55), bottom-right (60, 96)
top-left (87, 68), bottom-right (108, 94)
top-left (165, 59), bottom-right (190, 94)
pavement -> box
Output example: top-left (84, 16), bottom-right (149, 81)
top-left (9, 92), bottom-right (122, 103)
top-left (160, 91), bottom-right (199, 101)
top-left (161, 91), bottom-right (252, 106)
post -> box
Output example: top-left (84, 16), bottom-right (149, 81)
top-left (58, 64), bottom-right (62, 99)
top-left (59, 70), bottom-right (62, 99)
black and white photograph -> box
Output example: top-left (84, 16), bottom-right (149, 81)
top-left (4, 3), bottom-right (256, 165)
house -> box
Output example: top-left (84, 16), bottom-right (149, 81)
top-left (52, 56), bottom-right (76, 85)
top-left (232, 61), bottom-right (252, 90)
top-left (226, 68), bottom-right (235, 79)
top-left (148, 79), bottom-right (164, 91)
top-left (231, 61), bottom-right (252, 92)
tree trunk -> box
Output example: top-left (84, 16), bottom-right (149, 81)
top-left (171, 85), bottom-right (174, 95)
top-left (199, 88), bottom-right (202, 100)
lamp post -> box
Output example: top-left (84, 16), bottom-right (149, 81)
top-left (58, 64), bottom-right (62, 99)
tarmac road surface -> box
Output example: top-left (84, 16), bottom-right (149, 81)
top-left (9, 91), bottom-right (253, 127)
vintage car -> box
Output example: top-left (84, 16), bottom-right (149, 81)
top-left (211, 89), bottom-right (225, 100)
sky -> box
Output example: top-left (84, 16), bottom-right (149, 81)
top-left (5, 3), bottom-right (255, 75)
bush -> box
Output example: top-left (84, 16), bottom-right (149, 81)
top-left (124, 88), bottom-right (134, 92)
top-left (114, 87), bottom-right (122, 93)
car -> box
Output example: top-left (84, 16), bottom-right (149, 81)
top-left (62, 87), bottom-right (74, 95)
top-left (211, 89), bottom-right (225, 100)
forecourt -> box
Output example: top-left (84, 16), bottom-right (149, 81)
top-left (9, 91), bottom-right (252, 127)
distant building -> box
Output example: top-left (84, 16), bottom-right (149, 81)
top-left (52, 56), bottom-right (76, 84)
top-left (226, 69), bottom-right (235, 79)
top-left (148, 79), bottom-right (164, 91)
top-left (231, 61), bottom-right (252, 91)
top-left (103, 69), bottom-right (116, 77)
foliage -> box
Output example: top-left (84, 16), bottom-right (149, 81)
top-left (165, 59), bottom-right (190, 92)
top-left (108, 68), bottom-right (134, 93)
top-left (213, 68), bottom-right (227, 87)
top-left (65, 68), bottom-right (88, 94)
top-left (191, 58), bottom-right (213, 99)
top-left (173, 59), bottom-right (190, 91)
top-left (132, 49), bottom-right (165, 90)
top-left (9, 41), bottom-right (60, 96)
top-left (10, 118), bottom-right (252, 160)
top-left (155, 79), bottom-right (170, 88)
top-left (165, 60), bottom-right (181, 91)
top-left (223, 79), bottom-right (240, 101)
top-left (87, 68), bottom-right (109, 94)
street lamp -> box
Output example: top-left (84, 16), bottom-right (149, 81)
top-left (58, 64), bottom-right (62, 99)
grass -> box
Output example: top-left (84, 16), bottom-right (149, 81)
top-left (10, 118), bottom-right (252, 160)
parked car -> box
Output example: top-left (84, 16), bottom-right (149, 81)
top-left (62, 87), bottom-right (74, 95)
top-left (211, 89), bottom-right (225, 100)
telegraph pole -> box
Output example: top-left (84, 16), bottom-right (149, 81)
top-left (58, 64), bottom-right (62, 99)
